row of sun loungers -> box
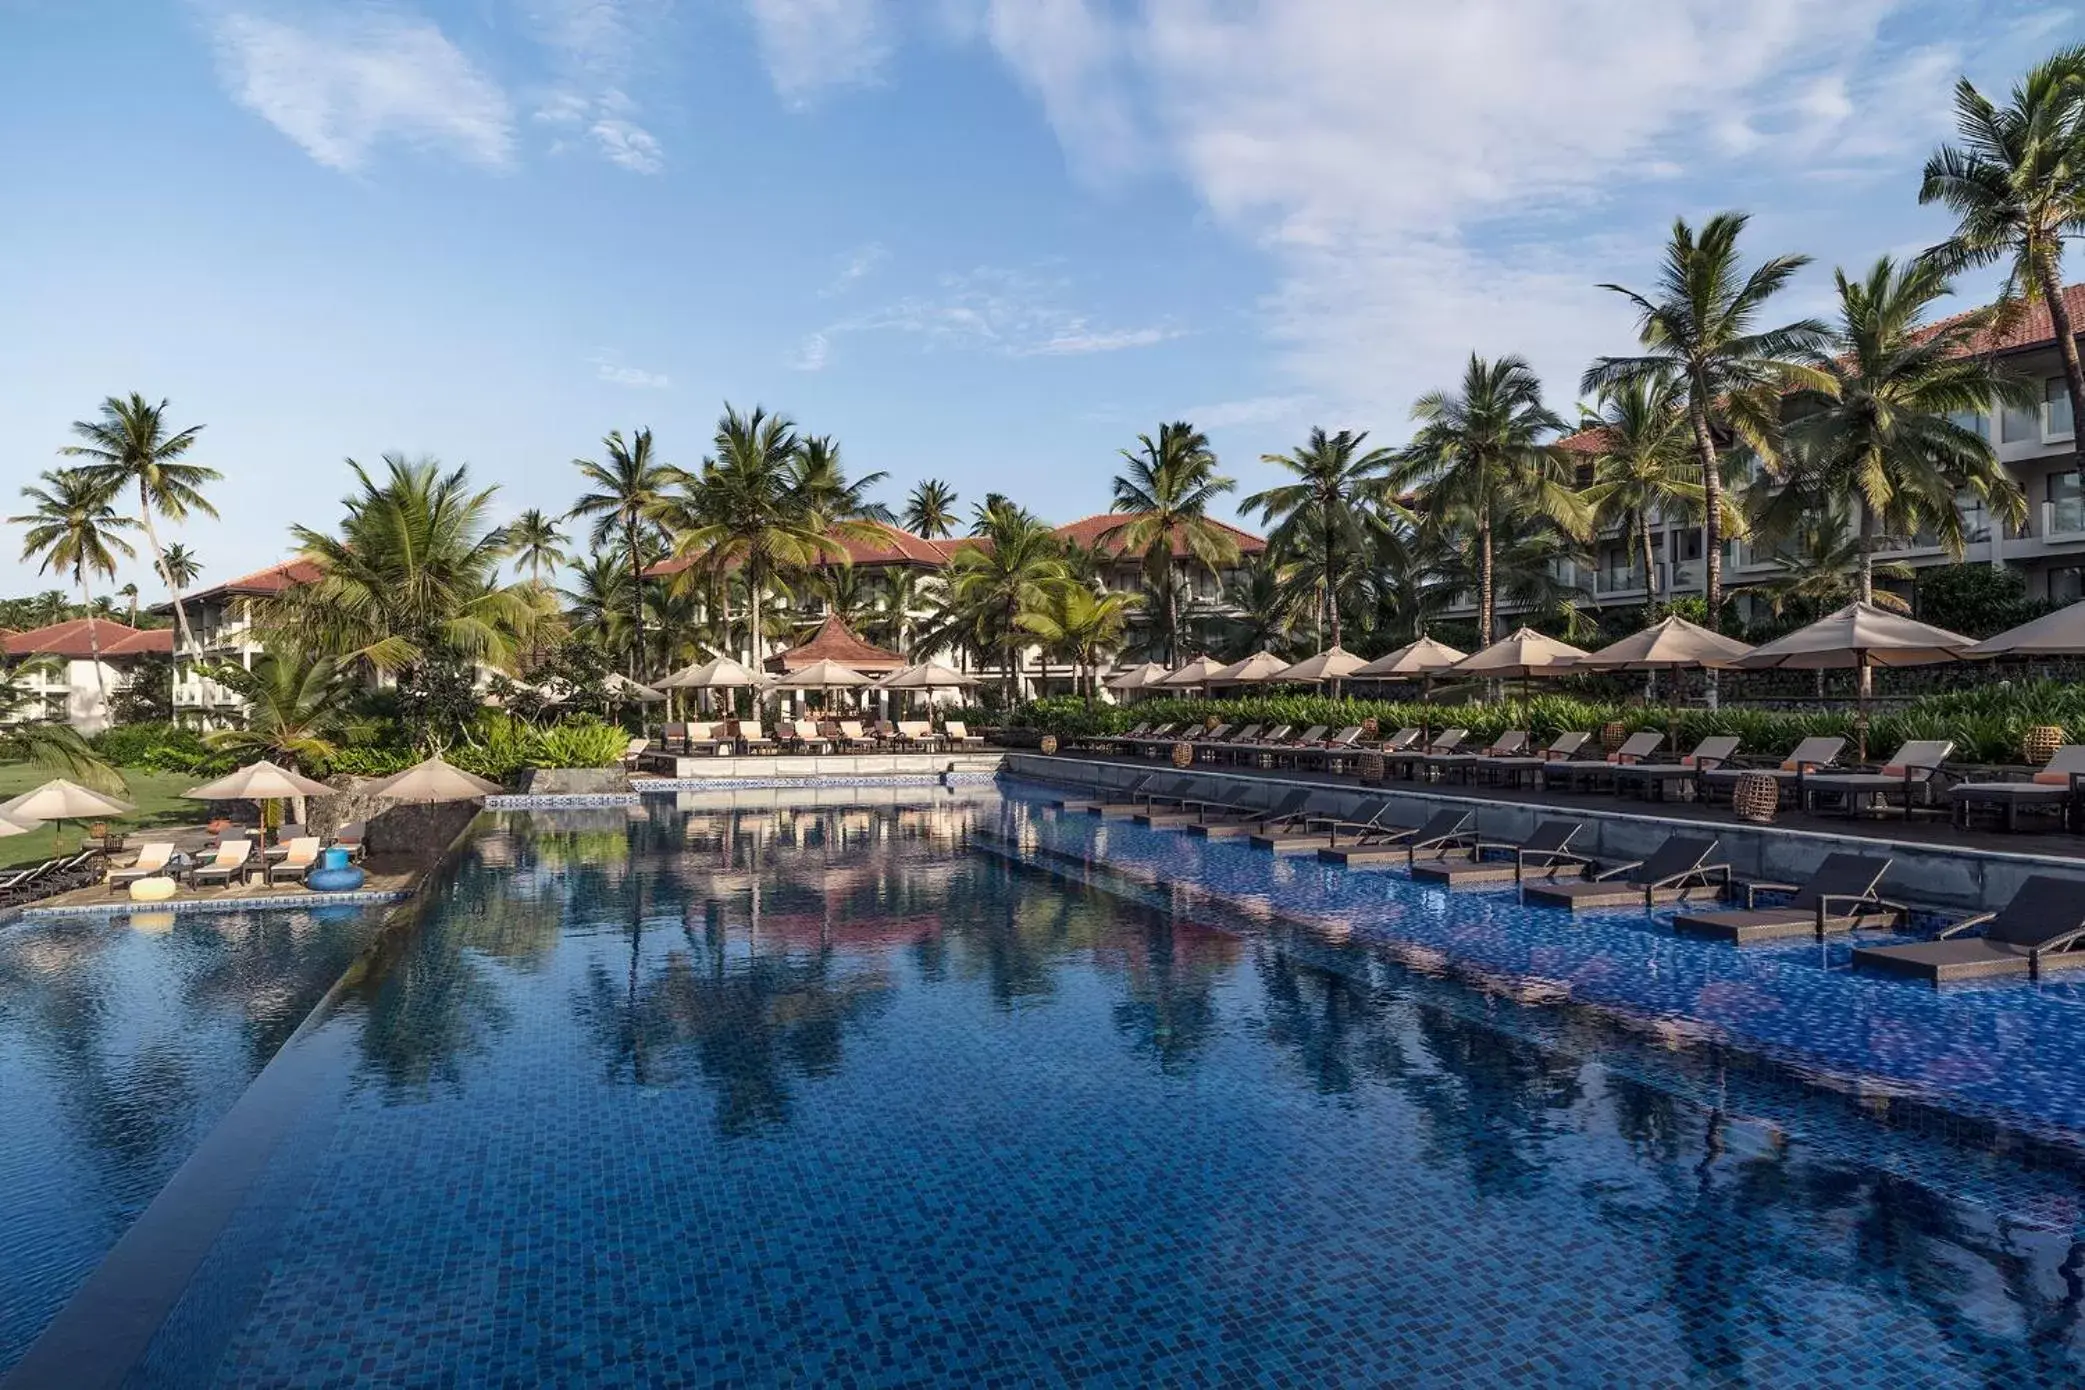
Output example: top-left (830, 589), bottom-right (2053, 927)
top-left (1086, 721), bottom-right (2085, 829)
top-left (657, 720), bottom-right (984, 756)
top-left (97, 822), bottom-right (369, 896)
top-left (1050, 770), bottom-right (2085, 982)
top-left (0, 850), bottom-right (106, 907)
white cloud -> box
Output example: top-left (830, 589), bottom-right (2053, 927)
top-left (209, 9), bottom-right (514, 172)
top-left (524, 1), bottom-right (669, 171)
top-left (824, 242), bottom-right (888, 295)
top-left (1176, 395), bottom-right (1315, 430)
top-left (591, 352), bottom-right (671, 388)
top-left (803, 266), bottom-right (1180, 366)
top-left (747, 0), bottom-right (892, 103)
top-left (959, 0), bottom-right (2004, 426)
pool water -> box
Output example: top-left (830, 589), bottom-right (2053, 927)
top-left (0, 902), bottom-right (385, 1370)
top-left (47, 793), bottom-right (2085, 1385)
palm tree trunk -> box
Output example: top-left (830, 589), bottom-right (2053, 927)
top-left (1641, 515), bottom-right (1657, 607)
top-left (1324, 504), bottom-right (1341, 651)
top-left (1687, 395), bottom-right (1723, 710)
top-left (2037, 261), bottom-right (2085, 475)
top-left (137, 487), bottom-right (196, 653)
top-left (748, 570), bottom-right (765, 674)
top-left (1856, 501), bottom-right (1875, 701)
top-left (77, 569), bottom-right (109, 713)
top-left (1478, 518), bottom-right (1495, 647)
top-left (625, 518), bottom-right (644, 680)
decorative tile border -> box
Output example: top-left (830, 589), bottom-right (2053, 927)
top-left (483, 792), bottom-right (641, 809)
top-left (634, 772), bottom-right (999, 792)
top-left (14, 889), bottom-right (410, 922)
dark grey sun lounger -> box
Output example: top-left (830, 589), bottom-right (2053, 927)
top-left (1800, 740), bottom-right (1955, 818)
top-left (1851, 875), bottom-right (2085, 983)
top-left (1244, 793), bottom-right (1370, 853)
top-left (1612, 735), bottom-right (1741, 801)
top-left (1671, 852), bottom-right (1904, 944)
top-left (1410, 820), bottom-right (1590, 887)
top-left (1093, 774), bottom-right (1194, 818)
top-left (1056, 772), bottom-right (1152, 814)
top-left (1699, 735), bottom-right (1847, 804)
top-left (1315, 808), bottom-right (1476, 867)
top-left (1522, 835), bottom-right (1727, 911)
top-left (1554, 732), bottom-right (1664, 793)
top-left (1167, 787), bottom-right (1311, 835)
top-left (1950, 745), bottom-right (2085, 832)
top-left (1479, 732), bottom-right (1592, 788)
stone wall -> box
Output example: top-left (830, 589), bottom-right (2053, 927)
top-left (519, 767), bottom-right (631, 795)
top-left (306, 779), bottom-right (479, 862)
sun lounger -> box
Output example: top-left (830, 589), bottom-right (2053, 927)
top-left (897, 720), bottom-right (940, 751)
top-left (1134, 778), bottom-right (1245, 827)
top-left (1553, 732), bottom-right (1663, 793)
top-left (107, 842), bottom-right (176, 893)
top-left (734, 720), bottom-right (777, 755)
top-left (1247, 794), bottom-right (1390, 853)
top-left (1852, 875), bottom-right (2085, 982)
top-left (944, 720), bottom-right (986, 750)
top-left (0, 859), bottom-right (59, 904)
top-left (1389, 729), bottom-right (1467, 780)
top-left (1175, 787), bottom-right (1317, 837)
top-left (1410, 820), bottom-right (1589, 887)
top-left (1205, 725), bottom-right (1291, 765)
top-left (683, 721), bottom-right (727, 755)
top-left (1377, 727), bottom-right (1423, 751)
top-left (264, 824), bottom-right (309, 862)
top-left (1699, 736), bottom-right (1846, 804)
top-left (267, 836), bottom-right (324, 885)
top-left (1950, 745), bottom-right (2085, 832)
top-left (1672, 852), bottom-right (1904, 944)
top-left (1522, 835), bottom-right (1727, 911)
top-left (332, 822), bottom-right (367, 862)
top-left (1096, 774), bottom-right (1197, 818)
top-left (1800, 740), bottom-right (1954, 817)
top-left (1289, 727), bottom-right (1366, 771)
top-left (1438, 731), bottom-right (1529, 784)
top-left (1315, 808), bottom-right (1476, 867)
top-left (191, 839), bottom-right (253, 889)
top-left (1612, 735), bottom-right (1742, 801)
top-left (661, 721), bottom-right (688, 754)
top-left (1056, 772), bottom-right (1152, 814)
top-left (1479, 732), bottom-right (1593, 789)
top-left (622, 737), bottom-right (650, 769)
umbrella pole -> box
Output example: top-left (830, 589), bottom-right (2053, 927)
top-left (1667, 663), bottom-right (1682, 753)
top-left (1854, 655), bottom-right (1871, 763)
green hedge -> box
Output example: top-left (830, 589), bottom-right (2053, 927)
top-left (1014, 682), bottom-right (2085, 765)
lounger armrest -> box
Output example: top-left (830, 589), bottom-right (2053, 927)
top-left (1693, 755), bottom-right (1732, 773)
top-left (1936, 911), bottom-right (1997, 940)
top-left (2032, 927), bottom-right (2085, 960)
top-left (1739, 879), bottom-right (1801, 909)
top-left (1649, 864), bottom-right (1728, 892)
top-left (1518, 848), bottom-right (1591, 868)
top-left (1814, 891), bottom-right (1887, 917)
top-left (1592, 859), bottom-right (1644, 882)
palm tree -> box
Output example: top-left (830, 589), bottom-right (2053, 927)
top-left (1390, 355), bottom-right (1588, 646)
top-left (118, 582), bottom-right (140, 625)
top-left (159, 542), bottom-right (201, 592)
top-left (560, 553), bottom-right (633, 654)
top-left (0, 655), bottom-right (120, 789)
top-left (1782, 256), bottom-right (2031, 607)
top-left (1243, 427), bottom-right (1396, 652)
top-left (1019, 584), bottom-right (1137, 703)
top-left (903, 479), bottom-right (960, 539)
top-left (11, 469), bottom-right (137, 707)
top-left (506, 508), bottom-right (571, 584)
top-left (204, 652), bottom-right (352, 772)
top-left (1757, 513), bottom-right (1913, 617)
top-left (933, 500), bottom-right (1065, 704)
top-left (1921, 45), bottom-right (2085, 471)
top-left (1579, 378), bottom-right (1704, 605)
top-left (667, 406), bottom-right (873, 672)
top-left (1101, 422), bottom-right (1239, 664)
top-left (272, 454), bottom-right (542, 675)
top-left (570, 428), bottom-right (675, 677)
top-left (1584, 213), bottom-right (1832, 630)
top-left (1217, 554), bottom-right (1305, 659)
top-left (791, 435), bottom-right (893, 523)
top-left (59, 393), bottom-right (217, 654)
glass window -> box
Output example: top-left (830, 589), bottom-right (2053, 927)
top-left (2002, 398), bottom-right (2042, 443)
top-left (2049, 471), bottom-right (2083, 535)
top-left (2049, 378), bottom-right (2075, 439)
top-left (2051, 566), bottom-right (2085, 605)
top-left (1946, 408), bottom-right (1989, 440)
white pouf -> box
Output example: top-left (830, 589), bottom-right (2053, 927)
top-left (129, 876), bottom-right (177, 903)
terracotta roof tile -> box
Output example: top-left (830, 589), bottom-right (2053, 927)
top-left (647, 522), bottom-right (948, 579)
top-left (156, 559), bottom-right (322, 610)
top-left (4, 618), bottom-right (167, 659)
top-left (1053, 513), bottom-right (1266, 559)
top-left (768, 615), bottom-right (906, 672)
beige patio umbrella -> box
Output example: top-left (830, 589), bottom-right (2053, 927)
top-left (655, 653), bottom-right (762, 720)
top-left (1157, 655), bottom-right (1225, 691)
top-left (1272, 645), bottom-right (1369, 695)
top-left (602, 672), bottom-right (666, 702)
top-left (1353, 635), bottom-right (1469, 736)
top-left (1104, 661), bottom-right (1170, 695)
top-left (186, 759), bottom-right (335, 834)
top-left (1, 778), bottom-right (134, 854)
top-left (1452, 627), bottom-right (1589, 705)
top-left (1965, 599), bottom-right (2085, 657)
top-left (1208, 651), bottom-right (1290, 685)
top-left (1737, 601), bottom-right (1973, 757)
top-left (367, 755), bottom-right (502, 804)
top-left (0, 809), bottom-right (37, 839)
top-left (774, 658), bottom-right (871, 689)
top-left (878, 660), bottom-right (981, 716)
top-left (1580, 615), bottom-right (1754, 743)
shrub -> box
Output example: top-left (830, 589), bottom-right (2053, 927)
top-left (530, 715), bottom-right (630, 768)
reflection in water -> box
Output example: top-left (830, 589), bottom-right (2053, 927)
top-left (0, 905), bottom-right (384, 1369)
top-left (194, 798), bottom-right (2085, 1384)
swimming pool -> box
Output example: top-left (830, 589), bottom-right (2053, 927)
top-left (25, 790), bottom-right (2085, 1386)
top-left (0, 901), bottom-right (387, 1371)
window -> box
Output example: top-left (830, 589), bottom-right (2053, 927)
top-left (2002, 398), bottom-right (2042, 443)
top-left (2051, 566), bottom-right (2085, 605)
top-left (2049, 378), bottom-right (2075, 440)
top-left (2049, 471), bottom-right (2083, 535)
top-left (1947, 408), bottom-right (1989, 440)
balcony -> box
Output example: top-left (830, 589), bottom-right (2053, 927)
top-left (2041, 498), bottom-right (2085, 541)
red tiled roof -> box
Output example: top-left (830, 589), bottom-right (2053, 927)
top-left (767, 615), bottom-right (906, 672)
top-left (155, 558), bottom-right (322, 611)
top-left (1054, 513), bottom-right (1266, 559)
top-left (5, 618), bottom-right (168, 659)
top-left (647, 522), bottom-right (948, 579)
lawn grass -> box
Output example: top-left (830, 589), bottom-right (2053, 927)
top-left (0, 763), bottom-right (204, 869)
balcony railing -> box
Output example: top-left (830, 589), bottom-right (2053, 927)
top-left (2042, 498), bottom-right (2085, 539)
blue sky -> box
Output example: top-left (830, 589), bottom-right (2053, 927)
top-left (1, 0), bottom-right (2080, 601)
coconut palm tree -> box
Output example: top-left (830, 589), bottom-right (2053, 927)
top-left (204, 651), bottom-right (352, 772)
top-left (1390, 355), bottom-right (1589, 646)
top-left (1584, 213), bottom-right (1832, 631)
top-left (1243, 427), bottom-right (1397, 652)
top-left (570, 428), bottom-right (675, 677)
top-left (11, 469), bottom-right (137, 707)
top-left (932, 500), bottom-right (1065, 704)
top-left (903, 479), bottom-right (960, 539)
top-left (59, 393), bottom-right (217, 654)
top-left (1579, 377), bottom-right (1704, 605)
top-left (159, 542), bottom-right (201, 592)
top-left (560, 553), bottom-right (633, 654)
top-left (0, 655), bottom-right (120, 788)
top-left (1921, 45), bottom-right (2085, 471)
top-left (273, 454), bottom-right (541, 675)
top-left (1019, 584), bottom-right (1137, 703)
top-left (1756, 512), bottom-right (1914, 617)
top-left (1216, 553), bottom-right (1305, 659)
top-left (1781, 256), bottom-right (2031, 607)
top-left (791, 435), bottom-right (893, 523)
top-left (118, 583), bottom-right (139, 625)
top-left (506, 508), bottom-right (571, 584)
top-left (1101, 422), bottom-right (1238, 665)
